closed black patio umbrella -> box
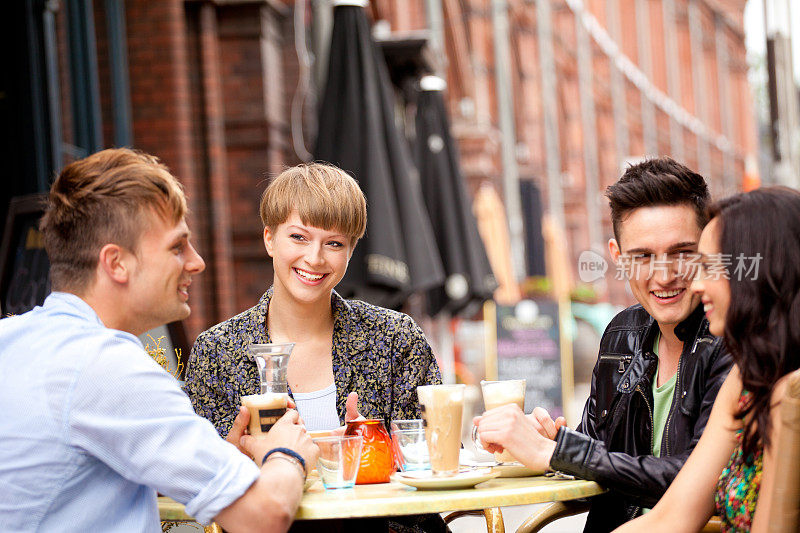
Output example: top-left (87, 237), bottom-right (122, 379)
top-left (314, 1), bottom-right (444, 308)
top-left (414, 77), bottom-right (497, 316)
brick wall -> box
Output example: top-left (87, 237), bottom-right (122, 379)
top-left (117, 1), bottom-right (296, 341)
top-left (387, 0), bottom-right (756, 306)
top-left (110, 0), bottom-right (755, 334)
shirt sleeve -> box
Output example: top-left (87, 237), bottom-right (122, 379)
top-left (67, 334), bottom-right (259, 525)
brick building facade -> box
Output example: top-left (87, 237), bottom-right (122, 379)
top-left (371, 0), bottom-right (756, 305)
top-left (2, 0), bottom-right (756, 343)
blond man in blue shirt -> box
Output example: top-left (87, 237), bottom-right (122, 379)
top-left (0, 148), bottom-right (317, 533)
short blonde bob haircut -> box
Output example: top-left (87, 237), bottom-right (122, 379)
top-left (260, 163), bottom-right (367, 243)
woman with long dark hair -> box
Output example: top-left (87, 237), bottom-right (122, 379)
top-left (616, 186), bottom-right (800, 532)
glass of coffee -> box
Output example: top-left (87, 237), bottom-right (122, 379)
top-left (241, 392), bottom-right (289, 437)
top-left (417, 384), bottom-right (465, 476)
top-left (474, 379), bottom-right (526, 463)
top-left (243, 343), bottom-right (294, 438)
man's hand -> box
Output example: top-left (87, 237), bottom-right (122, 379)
top-left (225, 406), bottom-right (252, 457)
top-left (225, 398), bottom-right (299, 457)
top-left (527, 407), bottom-right (568, 440)
top-left (215, 408), bottom-right (315, 533)
top-left (240, 410), bottom-right (319, 474)
top-left (473, 404), bottom-right (557, 472)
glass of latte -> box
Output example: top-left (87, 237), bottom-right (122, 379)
top-left (474, 379), bottom-right (526, 463)
top-left (417, 384), bottom-right (466, 476)
top-left (242, 343), bottom-right (295, 438)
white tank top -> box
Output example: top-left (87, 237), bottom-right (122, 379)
top-left (292, 383), bottom-right (340, 431)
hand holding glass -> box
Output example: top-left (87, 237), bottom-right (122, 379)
top-left (472, 379), bottom-right (526, 463)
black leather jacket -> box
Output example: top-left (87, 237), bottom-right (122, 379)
top-left (550, 304), bottom-right (732, 532)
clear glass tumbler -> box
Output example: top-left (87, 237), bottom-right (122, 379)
top-left (313, 436), bottom-right (364, 489)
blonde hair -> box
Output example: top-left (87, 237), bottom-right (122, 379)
top-left (40, 148), bottom-right (187, 292)
top-left (260, 163), bottom-right (367, 243)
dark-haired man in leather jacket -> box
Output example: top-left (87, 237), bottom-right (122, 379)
top-left (474, 158), bottom-right (732, 531)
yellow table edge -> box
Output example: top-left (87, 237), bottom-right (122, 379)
top-left (295, 477), bottom-right (603, 519)
top-left (158, 497), bottom-right (197, 521)
top-left (159, 476), bottom-right (604, 521)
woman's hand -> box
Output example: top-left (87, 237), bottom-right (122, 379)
top-left (331, 392), bottom-right (365, 436)
top-left (345, 391), bottom-right (365, 422)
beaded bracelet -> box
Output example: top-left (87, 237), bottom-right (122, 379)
top-left (265, 455), bottom-right (306, 482)
top-left (262, 447), bottom-right (307, 480)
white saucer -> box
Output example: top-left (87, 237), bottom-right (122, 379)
top-left (460, 456), bottom-right (543, 478)
top-left (492, 462), bottom-right (543, 478)
top-left (391, 468), bottom-right (500, 490)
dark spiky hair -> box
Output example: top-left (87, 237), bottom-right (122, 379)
top-left (606, 157), bottom-right (710, 243)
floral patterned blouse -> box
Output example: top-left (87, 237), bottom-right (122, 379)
top-left (714, 391), bottom-right (763, 532)
top-left (183, 288), bottom-right (442, 437)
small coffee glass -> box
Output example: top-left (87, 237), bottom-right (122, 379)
top-left (390, 420), bottom-right (429, 471)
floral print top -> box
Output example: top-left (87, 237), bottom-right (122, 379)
top-left (183, 288), bottom-right (442, 437)
top-left (714, 391), bottom-right (763, 532)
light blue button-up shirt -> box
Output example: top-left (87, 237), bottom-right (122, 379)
top-left (0, 293), bottom-right (260, 532)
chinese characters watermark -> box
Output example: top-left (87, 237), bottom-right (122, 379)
top-left (577, 251), bottom-right (763, 282)
top-left (612, 252), bottom-right (762, 281)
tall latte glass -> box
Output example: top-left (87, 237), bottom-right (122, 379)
top-left (242, 343), bottom-right (294, 438)
top-left (479, 379), bottom-right (526, 463)
top-left (417, 384), bottom-right (465, 476)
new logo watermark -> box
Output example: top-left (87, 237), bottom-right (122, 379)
top-left (578, 250), bottom-right (608, 283)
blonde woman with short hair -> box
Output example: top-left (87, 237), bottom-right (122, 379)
top-left (184, 163), bottom-right (442, 436)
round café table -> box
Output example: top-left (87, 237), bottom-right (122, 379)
top-left (296, 475), bottom-right (601, 519)
top-left (159, 475), bottom-right (604, 532)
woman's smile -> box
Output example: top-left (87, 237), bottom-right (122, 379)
top-left (293, 267), bottom-right (328, 284)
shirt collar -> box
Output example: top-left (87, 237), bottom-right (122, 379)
top-left (44, 292), bottom-right (106, 327)
top-left (42, 291), bottom-right (142, 346)
top-left (642, 303), bottom-right (706, 356)
top-left (674, 304), bottom-right (706, 343)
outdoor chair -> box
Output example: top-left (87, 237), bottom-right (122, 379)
top-left (513, 498), bottom-right (723, 532)
top-left (444, 507), bottom-right (505, 533)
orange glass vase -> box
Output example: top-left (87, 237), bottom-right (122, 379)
top-left (344, 419), bottom-right (398, 484)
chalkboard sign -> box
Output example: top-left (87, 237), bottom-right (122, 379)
top-left (487, 299), bottom-right (566, 418)
top-left (0, 195), bottom-right (50, 316)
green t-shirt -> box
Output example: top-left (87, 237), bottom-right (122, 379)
top-left (643, 332), bottom-right (678, 514)
top-left (651, 332), bottom-right (677, 458)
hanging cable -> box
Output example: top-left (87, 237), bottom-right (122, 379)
top-left (564, 0), bottom-right (737, 156)
top-left (292, 0), bottom-right (313, 162)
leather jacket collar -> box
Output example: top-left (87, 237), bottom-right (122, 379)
top-left (619, 304), bottom-right (709, 394)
